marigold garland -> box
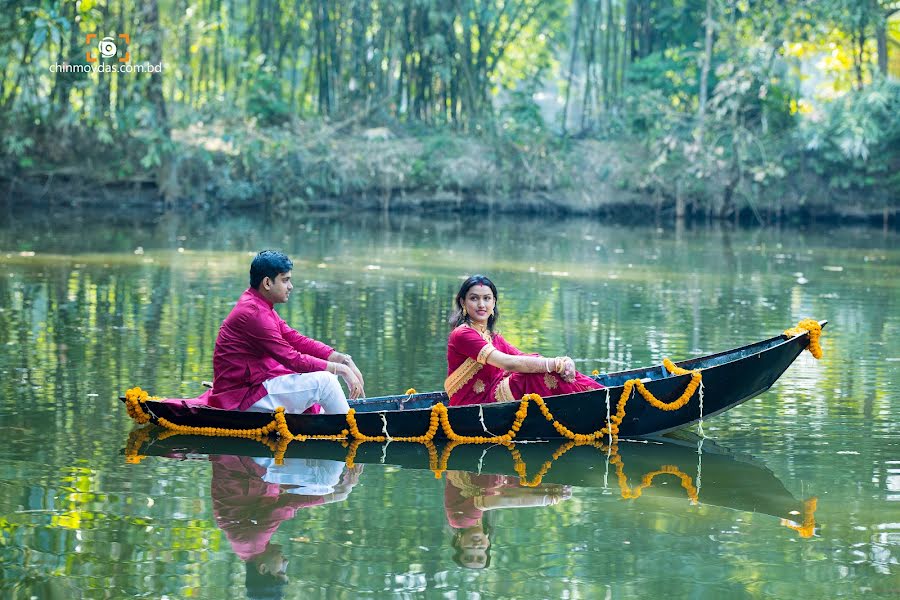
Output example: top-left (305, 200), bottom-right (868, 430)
top-left (783, 319), bottom-right (824, 359)
top-left (124, 425), bottom-right (152, 464)
top-left (780, 497), bottom-right (818, 538)
top-left (125, 404), bottom-right (816, 538)
top-left (610, 453), bottom-right (699, 503)
top-left (123, 363), bottom-right (698, 449)
top-left (124, 387), bottom-right (154, 424)
top-left (507, 440), bottom-right (602, 487)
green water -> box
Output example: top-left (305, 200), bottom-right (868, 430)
top-left (0, 212), bottom-right (897, 599)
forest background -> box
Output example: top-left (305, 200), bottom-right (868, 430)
top-left (1, 0), bottom-right (898, 224)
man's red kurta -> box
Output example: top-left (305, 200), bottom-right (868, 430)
top-left (210, 454), bottom-right (326, 561)
top-left (207, 287), bottom-right (334, 410)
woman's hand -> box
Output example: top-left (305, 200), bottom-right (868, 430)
top-left (558, 357), bottom-right (576, 383)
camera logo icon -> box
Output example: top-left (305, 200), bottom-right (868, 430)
top-left (99, 37), bottom-right (117, 58)
top-left (85, 33), bottom-right (131, 63)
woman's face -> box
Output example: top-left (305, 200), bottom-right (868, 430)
top-left (458, 527), bottom-right (491, 569)
top-left (460, 527), bottom-right (490, 549)
top-left (462, 284), bottom-right (495, 326)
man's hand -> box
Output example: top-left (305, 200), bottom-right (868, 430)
top-left (329, 352), bottom-right (365, 387)
top-left (335, 363), bottom-right (365, 399)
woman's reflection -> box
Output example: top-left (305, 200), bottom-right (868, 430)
top-left (209, 454), bottom-right (362, 598)
top-left (444, 470), bottom-right (571, 569)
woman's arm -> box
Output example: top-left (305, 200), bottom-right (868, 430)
top-left (485, 351), bottom-right (577, 382)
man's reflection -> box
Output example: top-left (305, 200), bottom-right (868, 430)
top-left (444, 471), bottom-right (571, 569)
top-left (209, 454), bottom-right (362, 598)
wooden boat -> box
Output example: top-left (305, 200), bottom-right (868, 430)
top-left (120, 321), bottom-right (826, 441)
top-left (124, 427), bottom-right (817, 536)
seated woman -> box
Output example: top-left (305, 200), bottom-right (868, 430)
top-left (445, 275), bottom-right (602, 406)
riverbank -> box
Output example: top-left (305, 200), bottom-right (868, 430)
top-left (2, 120), bottom-right (895, 227)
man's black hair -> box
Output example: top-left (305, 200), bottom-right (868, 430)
top-left (245, 566), bottom-right (286, 600)
top-left (250, 251), bottom-right (293, 289)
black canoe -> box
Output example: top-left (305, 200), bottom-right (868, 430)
top-left (120, 321), bottom-right (826, 440)
top-left (124, 428), bottom-right (816, 532)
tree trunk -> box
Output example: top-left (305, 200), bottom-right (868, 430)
top-left (143, 0), bottom-right (168, 135)
top-left (562, 0), bottom-right (584, 135)
top-left (698, 0), bottom-right (713, 125)
top-left (855, 11), bottom-right (867, 89)
top-left (581, 0), bottom-right (601, 129)
top-left (618, 1), bottom-right (627, 98)
top-left (602, 0), bottom-right (611, 108)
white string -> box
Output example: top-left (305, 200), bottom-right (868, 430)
top-left (380, 413), bottom-right (392, 441)
top-left (145, 403), bottom-right (159, 420)
top-left (697, 379), bottom-right (706, 438)
top-left (477, 447), bottom-right (489, 474)
top-left (478, 405), bottom-right (497, 436)
top-left (380, 441), bottom-right (390, 464)
top-left (604, 388), bottom-right (612, 446)
top-left (603, 445), bottom-right (610, 492)
top-left (695, 436), bottom-right (704, 504)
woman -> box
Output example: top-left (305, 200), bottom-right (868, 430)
top-left (445, 275), bottom-right (602, 406)
top-left (445, 470), bottom-right (570, 569)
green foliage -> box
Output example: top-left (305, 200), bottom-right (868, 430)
top-left (624, 48), bottom-right (704, 126)
top-left (0, 0), bottom-right (896, 218)
top-left (246, 70), bottom-right (292, 126)
top-left (800, 77), bottom-right (900, 201)
top-left (498, 89), bottom-right (547, 141)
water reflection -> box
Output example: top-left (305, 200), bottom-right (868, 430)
top-left (444, 472), bottom-right (570, 569)
top-left (128, 427), bottom-right (816, 547)
top-left (158, 441), bottom-right (362, 599)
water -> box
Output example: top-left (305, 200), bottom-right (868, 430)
top-left (0, 212), bottom-right (897, 598)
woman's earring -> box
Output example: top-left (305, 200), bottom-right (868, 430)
top-left (462, 306), bottom-right (468, 318)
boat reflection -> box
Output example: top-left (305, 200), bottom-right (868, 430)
top-left (125, 426), bottom-right (817, 552)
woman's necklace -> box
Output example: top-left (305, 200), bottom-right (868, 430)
top-left (469, 321), bottom-right (490, 341)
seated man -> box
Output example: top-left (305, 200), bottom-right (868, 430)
top-left (208, 250), bottom-right (364, 414)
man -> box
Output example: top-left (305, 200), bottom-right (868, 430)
top-left (208, 250), bottom-right (364, 415)
top-left (206, 453), bottom-right (362, 599)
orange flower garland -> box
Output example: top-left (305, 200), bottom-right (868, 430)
top-left (783, 319), bottom-right (824, 359)
top-left (617, 462), bottom-right (700, 503)
top-left (781, 497), bottom-right (818, 538)
top-left (344, 440), bottom-right (363, 468)
top-left (124, 425), bottom-right (152, 464)
top-left (123, 372), bottom-right (695, 449)
top-left (124, 387), bottom-right (154, 424)
top-left (507, 440), bottom-right (600, 487)
top-left (124, 424), bottom-right (813, 538)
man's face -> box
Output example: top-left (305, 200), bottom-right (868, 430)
top-left (262, 271), bottom-right (293, 304)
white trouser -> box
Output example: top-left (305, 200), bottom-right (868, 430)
top-left (247, 371), bottom-right (349, 415)
top-left (251, 458), bottom-right (345, 495)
